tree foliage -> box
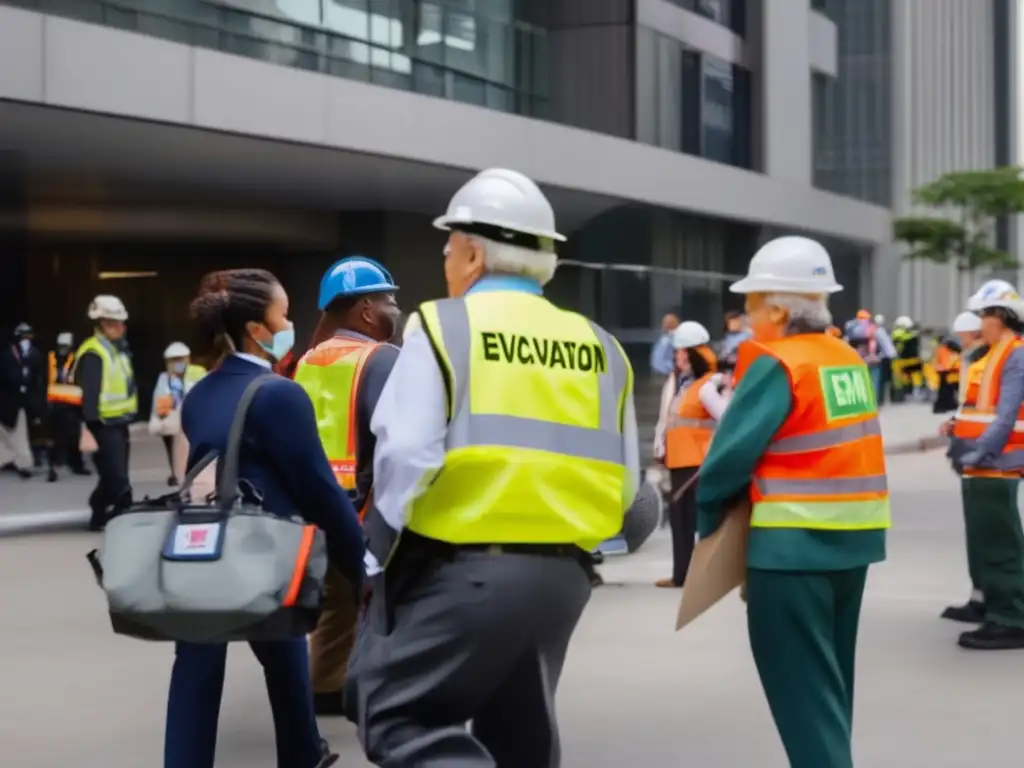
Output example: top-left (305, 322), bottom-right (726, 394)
top-left (892, 167), bottom-right (1024, 270)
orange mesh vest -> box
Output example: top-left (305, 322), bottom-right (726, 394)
top-left (734, 334), bottom-right (891, 531)
top-left (293, 335), bottom-right (380, 516)
top-left (665, 372), bottom-right (716, 469)
top-left (47, 351), bottom-right (82, 405)
top-left (952, 337), bottom-right (1024, 478)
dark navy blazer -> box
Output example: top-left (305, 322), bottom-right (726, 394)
top-left (180, 354), bottom-right (365, 584)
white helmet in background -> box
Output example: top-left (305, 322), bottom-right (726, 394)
top-left (56, 332), bottom-right (74, 347)
top-left (672, 321), bottom-right (711, 350)
top-left (874, 314), bottom-right (885, 326)
top-left (433, 168), bottom-right (565, 242)
top-left (87, 295), bottom-right (128, 322)
top-left (163, 342), bottom-right (191, 359)
top-left (969, 280), bottom-right (1024, 319)
top-left (893, 315), bottom-right (914, 329)
top-left (729, 236), bottom-right (843, 295)
top-left (952, 312), bottom-right (983, 333)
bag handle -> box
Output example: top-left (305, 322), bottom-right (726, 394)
top-left (217, 374), bottom-right (275, 510)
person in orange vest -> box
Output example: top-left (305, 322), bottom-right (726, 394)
top-left (45, 331), bottom-right (90, 482)
top-left (653, 320), bottom-right (728, 588)
top-left (293, 256), bottom-right (401, 716)
top-left (696, 236), bottom-right (889, 768)
top-left (948, 282), bottom-right (1024, 650)
top-left (932, 335), bottom-right (961, 414)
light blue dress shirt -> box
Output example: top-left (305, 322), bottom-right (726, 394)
top-left (873, 326), bottom-right (897, 359)
top-left (368, 274), bottom-right (641, 574)
top-left (650, 333), bottom-right (675, 376)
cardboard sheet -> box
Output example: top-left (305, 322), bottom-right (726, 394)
top-left (675, 500), bottom-right (751, 631)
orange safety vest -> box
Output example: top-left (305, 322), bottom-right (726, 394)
top-left (293, 334), bottom-right (381, 519)
top-left (47, 351), bottom-right (83, 405)
top-left (665, 372), bottom-right (716, 469)
top-left (952, 337), bottom-right (1024, 477)
top-left (734, 334), bottom-right (891, 531)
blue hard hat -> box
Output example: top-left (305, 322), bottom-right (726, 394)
top-left (318, 256), bottom-right (399, 310)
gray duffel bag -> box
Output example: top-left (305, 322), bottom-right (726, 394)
top-left (86, 375), bottom-right (328, 643)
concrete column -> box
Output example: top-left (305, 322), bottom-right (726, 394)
top-left (757, 0), bottom-right (813, 183)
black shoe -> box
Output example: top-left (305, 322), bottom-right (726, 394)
top-left (314, 691), bottom-right (346, 717)
top-left (71, 466), bottom-right (91, 476)
top-left (17, 468), bottom-right (32, 479)
top-left (47, 468), bottom-right (58, 483)
top-left (942, 600), bottom-right (986, 624)
top-left (958, 622), bottom-right (1024, 650)
top-left (316, 739), bottom-right (339, 768)
top-left (167, 475), bottom-right (178, 487)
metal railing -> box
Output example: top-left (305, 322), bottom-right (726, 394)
top-left (3, 0), bottom-right (548, 118)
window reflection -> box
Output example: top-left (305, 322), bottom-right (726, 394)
top-left (701, 55), bottom-right (733, 164)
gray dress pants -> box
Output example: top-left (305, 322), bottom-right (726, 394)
top-left (353, 549), bottom-right (591, 768)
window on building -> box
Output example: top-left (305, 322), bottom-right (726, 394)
top-left (667, 0), bottom-right (745, 36)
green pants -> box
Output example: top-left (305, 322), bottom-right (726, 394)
top-left (962, 477), bottom-right (1024, 627)
top-left (747, 567), bottom-right (868, 768)
top-left (960, 479), bottom-right (984, 594)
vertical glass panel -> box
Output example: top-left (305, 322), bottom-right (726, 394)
top-left (324, 0), bottom-right (369, 39)
top-left (732, 65), bottom-right (752, 169)
top-left (452, 73), bottom-right (487, 106)
top-left (701, 54), bottom-right (734, 164)
top-left (635, 27), bottom-right (658, 145)
top-left (416, 1), bottom-right (444, 63)
top-left (680, 50), bottom-right (701, 155)
top-left (656, 35), bottom-right (682, 152)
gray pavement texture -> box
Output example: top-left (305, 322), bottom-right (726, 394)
top-left (2, 451), bottom-right (1024, 767)
top-left (0, 404), bottom-right (948, 535)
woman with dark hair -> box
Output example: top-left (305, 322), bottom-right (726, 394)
top-left (163, 268), bottom-right (365, 768)
top-left (653, 321), bottom-right (731, 588)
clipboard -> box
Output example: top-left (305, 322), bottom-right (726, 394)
top-left (675, 499), bottom-right (751, 630)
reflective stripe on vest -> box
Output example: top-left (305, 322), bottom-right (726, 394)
top-left (75, 336), bottom-right (137, 421)
top-left (48, 352), bottom-right (83, 405)
top-left (408, 292), bottom-right (633, 549)
top-left (295, 336), bottom-right (380, 495)
top-left (733, 335), bottom-right (891, 531)
top-left (665, 371), bottom-right (716, 469)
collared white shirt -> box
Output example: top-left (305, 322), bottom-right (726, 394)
top-left (367, 276), bottom-right (641, 574)
top-left (234, 352), bottom-right (272, 370)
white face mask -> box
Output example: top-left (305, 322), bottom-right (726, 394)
top-left (18, 339), bottom-right (30, 354)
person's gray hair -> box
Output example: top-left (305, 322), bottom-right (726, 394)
top-left (763, 293), bottom-right (833, 333)
top-left (472, 236), bottom-right (558, 286)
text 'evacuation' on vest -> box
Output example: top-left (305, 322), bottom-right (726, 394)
top-left (481, 332), bottom-right (607, 372)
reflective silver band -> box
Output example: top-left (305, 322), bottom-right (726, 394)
top-left (429, 298), bottom-right (628, 464)
top-left (765, 418), bottom-right (881, 456)
top-left (755, 474), bottom-right (889, 496)
top-left (667, 417), bottom-right (717, 430)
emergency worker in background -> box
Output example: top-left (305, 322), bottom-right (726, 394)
top-left (653, 321), bottom-right (728, 588)
top-left (74, 295), bottom-right (137, 531)
top-left (46, 331), bottom-right (89, 482)
top-left (940, 309), bottom-right (988, 624)
top-left (697, 236), bottom-right (889, 768)
top-left (844, 309), bottom-right (882, 399)
top-left (149, 342), bottom-right (206, 485)
top-left (948, 283), bottom-right (1024, 650)
top-left (354, 168), bottom-right (639, 767)
top-left (891, 315), bottom-right (924, 401)
top-left (932, 334), bottom-right (961, 414)
top-left (293, 256), bottom-right (401, 717)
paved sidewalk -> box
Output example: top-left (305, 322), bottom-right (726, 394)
top-left (879, 402), bottom-right (948, 455)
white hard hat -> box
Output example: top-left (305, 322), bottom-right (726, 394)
top-left (873, 314), bottom-right (884, 325)
top-left (952, 312), bottom-right (983, 333)
top-left (672, 321), bottom-right (711, 349)
top-left (729, 236), bottom-right (843, 295)
top-left (894, 315), bottom-right (913, 329)
top-left (969, 280), bottom-right (1024, 319)
top-left (56, 332), bottom-right (73, 346)
top-left (433, 168), bottom-right (565, 242)
top-left (87, 294), bottom-right (128, 322)
top-left (163, 341), bottom-right (191, 359)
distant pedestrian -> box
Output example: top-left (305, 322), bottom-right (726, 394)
top-left (650, 313), bottom-right (680, 376)
top-left (0, 322), bottom-right (44, 478)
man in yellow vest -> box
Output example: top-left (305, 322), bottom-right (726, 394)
top-left (949, 282), bottom-right (1024, 649)
top-left (351, 168), bottom-right (639, 766)
top-left (697, 237), bottom-right (890, 768)
top-left (293, 256), bottom-right (401, 717)
top-left (74, 295), bottom-right (138, 531)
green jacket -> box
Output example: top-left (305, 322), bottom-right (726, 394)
top-left (696, 355), bottom-right (887, 571)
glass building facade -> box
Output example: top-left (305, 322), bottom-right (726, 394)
top-left (635, 27), bottom-right (753, 169)
top-left (665, 0), bottom-right (746, 35)
top-left (811, 0), bottom-right (892, 206)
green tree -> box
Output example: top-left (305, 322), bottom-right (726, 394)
top-left (892, 167), bottom-right (1024, 271)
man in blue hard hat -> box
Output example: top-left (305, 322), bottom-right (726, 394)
top-left (293, 256), bottom-right (401, 716)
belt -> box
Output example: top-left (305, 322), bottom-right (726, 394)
top-left (404, 532), bottom-right (581, 560)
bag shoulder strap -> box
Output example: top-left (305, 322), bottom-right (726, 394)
top-left (217, 373), bottom-right (276, 509)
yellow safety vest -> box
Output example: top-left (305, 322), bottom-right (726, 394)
top-left (184, 364), bottom-right (207, 387)
top-left (410, 291), bottom-right (633, 550)
top-left (294, 335), bottom-right (380, 498)
top-left (74, 335), bottom-right (138, 422)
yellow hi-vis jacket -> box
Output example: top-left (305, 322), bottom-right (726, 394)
top-left (293, 334), bottom-right (380, 512)
top-left (409, 291), bottom-right (634, 550)
top-left (75, 335), bottom-right (138, 422)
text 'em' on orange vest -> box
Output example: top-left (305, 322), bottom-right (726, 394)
top-left (733, 333), bottom-right (891, 531)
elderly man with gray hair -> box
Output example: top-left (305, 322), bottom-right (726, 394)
top-left (695, 236), bottom-right (890, 768)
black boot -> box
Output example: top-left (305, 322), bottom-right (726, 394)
top-left (47, 468), bottom-right (58, 483)
top-left (316, 739), bottom-right (339, 768)
top-left (958, 622), bottom-right (1024, 650)
top-left (942, 600), bottom-right (985, 624)
top-left (313, 691), bottom-right (346, 717)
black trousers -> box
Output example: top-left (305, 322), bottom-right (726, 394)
top-left (162, 435), bottom-right (176, 475)
top-left (669, 467), bottom-right (699, 586)
top-left (48, 404), bottom-right (85, 471)
top-left (88, 423), bottom-right (132, 527)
